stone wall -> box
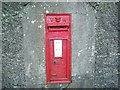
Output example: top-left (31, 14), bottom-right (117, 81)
top-left (2, 2), bottom-right (26, 88)
top-left (92, 3), bottom-right (118, 88)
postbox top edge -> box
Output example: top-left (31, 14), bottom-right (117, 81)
top-left (45, 14), bottom-right (71, 16)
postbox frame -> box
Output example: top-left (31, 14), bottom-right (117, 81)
top-left (45, 14), bottom-right (71, 84)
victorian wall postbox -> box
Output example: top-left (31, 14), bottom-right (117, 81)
top-left (45, 14), bottom-right (71, 84)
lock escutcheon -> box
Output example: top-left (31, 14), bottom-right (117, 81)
top-left (53, 60), bottom-right (56, 64)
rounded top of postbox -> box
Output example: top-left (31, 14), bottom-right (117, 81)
top-left (45, 14), bottom-right (71, 26)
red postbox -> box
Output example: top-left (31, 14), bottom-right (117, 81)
top-left (45, 14), bottom-right (71, 84)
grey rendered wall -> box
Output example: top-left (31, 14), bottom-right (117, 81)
top-left (22, 2), bottom-right (96, 88)
top-left (22, 2), bottom-right (118, 88)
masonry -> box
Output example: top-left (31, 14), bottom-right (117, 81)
top-left (2, 2), bottom-right (119, 88)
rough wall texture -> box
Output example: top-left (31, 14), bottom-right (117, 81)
top-left (118, 2), bottom-right (120, 89)
top-left (2, 2), bottom-right (119, 88)
top-left (2, 3), bottom-right (26, 88)
top-left (92, 3), bottom-right (118, 88)
top-left (0, 1), bottom-right (2, 90)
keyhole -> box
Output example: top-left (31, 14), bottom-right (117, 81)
top-left (53, 61), bottom-right (56, 64)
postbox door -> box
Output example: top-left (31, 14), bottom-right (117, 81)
top-left (45, 14), bottom-right (71, 83)
top-left (49, 39), bottom-right (67, 80)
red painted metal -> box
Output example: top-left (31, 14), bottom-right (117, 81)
top-left (45, 14), bottom-right (71, 84)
